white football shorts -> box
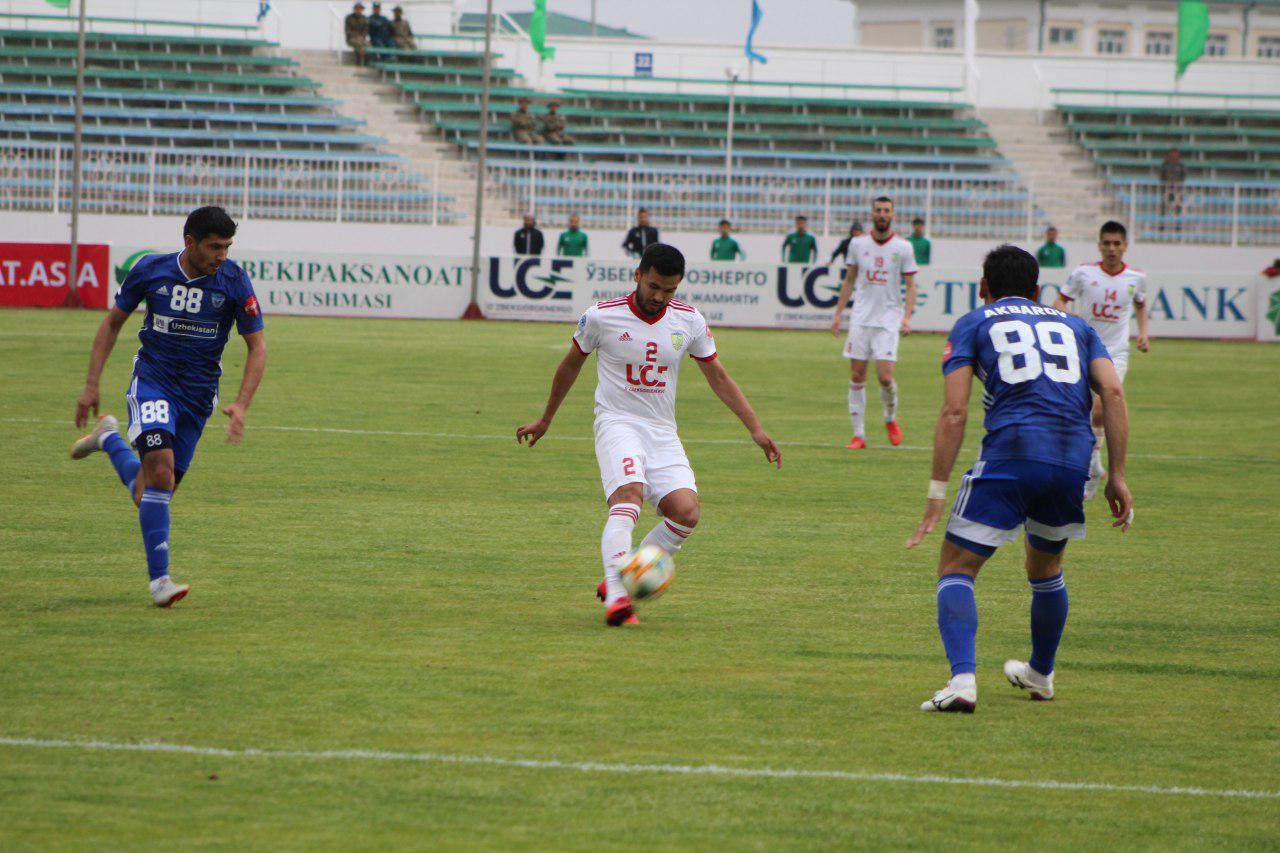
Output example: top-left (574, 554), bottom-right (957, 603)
top-left (843, 324), bottom-right (899, 362)
top-left (1110, 349), bottom-right (1129, 382)
top-left (594, 417), bottom-right (697, 508)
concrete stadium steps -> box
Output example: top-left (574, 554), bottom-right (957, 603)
top-left (291, 49), bottom-right (515, 226)
top-left (980, 108), bottom-right (1113, 240)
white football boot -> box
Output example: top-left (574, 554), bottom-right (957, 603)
top-left (150, 576), bottom-right (189, 608)
top-left (920, 678), bottom-right (977, 713)
top-left (1082, 450), bottom-right (1105, 501)
top-left (1004, 659), bottom-right (1054, 701)
top-left (71, 414), bottom-right (120, 459)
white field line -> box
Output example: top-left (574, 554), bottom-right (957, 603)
top-left (0, 737), bottom-right (1275, 801)
top-left (8, 417), bottom-right (1278, 465)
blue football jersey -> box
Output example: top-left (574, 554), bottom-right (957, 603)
top-left (115, 251), bottom-right (264, 413)
top-left (943, 297), bottom-right (1110, 472)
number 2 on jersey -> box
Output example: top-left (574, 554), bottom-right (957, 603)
top-left (989, 320), bottom-right (1080, 385)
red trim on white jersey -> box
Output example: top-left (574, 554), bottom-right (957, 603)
top-left (691, 352), bottom-right (718, 362)
top-left (872, 230), bottom-right (897, 246)
top-left (626, 292), bottom-right (667, 325)
top-left (668, 300), bottom-right (696, 313)
top-left (1095, 261), bottom-right (1128, 277)
top-left (597, 297), bottom-right (629, 309)
top-left (571, 337), bottom-right (589, 355)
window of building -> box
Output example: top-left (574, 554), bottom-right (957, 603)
top-left (933, 26), bottom-right (955, 50)
top-left (1145, 30), bottom-right (1173, 56)
top-left (1260, 36), bottom-right (1280, 58)
top-left (1205, 33), bottom-right (1228, 57)
top-left (1097, 28), bottom-right (1128, 55)
top-left (1048, 26), bottom-right (1078, 47)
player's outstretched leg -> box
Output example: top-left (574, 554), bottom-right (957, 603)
top-left (71, 414), bottom-right (142, 498)
top-left (922, 539), bottom-right (986, 713)
top-left (600, 498), bottom-right (640, 626)
top-left (639, 489), bottom-right (698, 557)
top-left (1005, 537), bottom-right (1068, 700)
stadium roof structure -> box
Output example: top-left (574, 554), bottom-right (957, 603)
top-left (458, 11), bottom-right (648, 40)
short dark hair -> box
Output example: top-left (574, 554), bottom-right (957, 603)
top-left (184, 206), bottom-right (236, 242)
top-left (718, 219), bottom-right (731, 227)
top-left (795, 215), bottom-right (807, 222)
top-left (982, 244), bottom-right (1039, 300)
top-left (912, 217), bottom-right (925, 226)
top-left (1100, 220), bottom-right (1127, 240)
top-left (873, 196), bottom-right (893, 206)
top-left (849, 221), bottom-right (862, 232)
top-left (638, 208), bottom-right (648, 214)
top-left (638, 243), bottom-right (685, 278)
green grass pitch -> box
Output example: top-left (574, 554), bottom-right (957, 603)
top-left (1, 309), bottom-right (1277, 848)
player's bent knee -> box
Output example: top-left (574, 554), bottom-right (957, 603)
top-left (1027, 534), bottom-right (1067, 555)
top-left (608, 484), bottom-right (644, 506)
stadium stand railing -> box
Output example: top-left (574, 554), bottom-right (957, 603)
top-left (1056, 88), bottom-right (1280, 244)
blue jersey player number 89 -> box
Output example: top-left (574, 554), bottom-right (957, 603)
top-left (906, 245), bottom-right (1134, 714)
top-left (72, 207), bottom-right (268, 608)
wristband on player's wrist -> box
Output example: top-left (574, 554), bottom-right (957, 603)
top-left (928, 479), bottom-right (948, 501)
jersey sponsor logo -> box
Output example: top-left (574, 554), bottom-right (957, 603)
top-left (244, 295), bottom-right (260, 316)
top-left (619, 331), bottom-right (632, 342)
top-left (625, 363), bottom-right (668, 388)
top-left (151, 314), bottom-right (218, 339)
top-left (1091, 303), bottom-right (1123, 322)
top-left (156, 285), bottom-right (170, 296)
top-left (671, 332), bottom-right (685, 351)
top-left (211, 292), bottom-right (226, 308)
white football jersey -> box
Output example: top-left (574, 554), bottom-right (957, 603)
top-left (844, 232), bottom-right (919, 329)
top-left (1060, 262), bottom-right (1147, 356)
top-left (573, 294), bottom-right (717, 431)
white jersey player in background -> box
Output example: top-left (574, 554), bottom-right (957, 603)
top-left (830, 196), bottom-right (918, 449)
top-left (517, 244), bottom-right (781, 627)
top-left (1055, 220), bottom-right (1150, 499)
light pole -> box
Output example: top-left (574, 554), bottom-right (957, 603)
top-left (464, 0), bottom-right (494, 319)
top-left (724, 66), bottom-right (740, 222)
top-left (66, 0), bottom-right (87, 307)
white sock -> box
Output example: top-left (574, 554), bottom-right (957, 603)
top-left (1091, 430), bottom-right (1105, 476)
top-left (949, 672), bottom-right (976, 690)
top-left (601, 503), bottom-right (640, 604)
top-left (879, 381), bottom-right (898, 422)
top-left (639, 517), bottom-right (695, 556)
top-left (848, 381), bottom-right (866, 438)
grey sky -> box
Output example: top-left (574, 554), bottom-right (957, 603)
top-left (483, 0), bottom-right (857, 48)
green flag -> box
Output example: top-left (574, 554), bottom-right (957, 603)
top-left (44, 0), bottom-right (71, 7)
top-left (1176, 0), bottom-right (1209, 78)
top-left (529, 0), bottom-right (555, 60)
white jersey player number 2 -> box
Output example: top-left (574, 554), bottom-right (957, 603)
top-left (989, 320), bottom-right (1080, 385)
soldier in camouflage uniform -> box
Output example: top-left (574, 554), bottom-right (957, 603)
top-left (391, 6), bottom-right (415, 51)
top-left (540, 101), bottom-right (575, 146)
top-left (511, 97), bottom-right (543, 146)
top-left (344, 2), bottom-right (370, 66)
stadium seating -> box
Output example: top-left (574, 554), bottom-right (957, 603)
top-left (0, 24), bottom-right (455, 222)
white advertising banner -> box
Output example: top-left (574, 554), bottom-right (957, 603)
top-left (107, 249), bottom-right (1270, 340)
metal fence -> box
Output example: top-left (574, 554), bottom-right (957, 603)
top-left (1109, 179), bottom-right (1280, 246)
top-left (0, 142), bottom-right (455, 224)
top-left (487, 159), bottom-right (1048, 241)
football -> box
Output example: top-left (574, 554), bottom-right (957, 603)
top-left (619, 545), bottom-right (674, 600)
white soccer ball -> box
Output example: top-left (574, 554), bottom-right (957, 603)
top-left (619, 545), bottom-right (674, 601)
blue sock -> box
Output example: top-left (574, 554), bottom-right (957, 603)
top-left (102, 431), bottom-right (141, 494)
top-left (1029, 573), bottom-right (1068, 677)
top-left (139, 488), bottom-right (172, 581)
top-left (936, 574), bottom-right (977, 676)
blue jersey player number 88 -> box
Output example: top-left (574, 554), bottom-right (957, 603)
top-left (906, 245), bottom-right (1133, 714)
top-left (72, 207), bottom-right (268, 608)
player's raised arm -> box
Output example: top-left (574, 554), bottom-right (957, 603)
top-left (76, 306), bottom-right (132, 428)
top-left (517, 339), bottom-right (590, 447)
top-left (695, 357), bottom-right (781, 467)
top-left (906, 365), bottom-right (972, 548)
top-left (830, 263), bottom-right (856, 336)
top-left (1089, 356), bottom-right (1134, 530)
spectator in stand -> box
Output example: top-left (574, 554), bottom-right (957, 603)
top-left (514, 214), bottom-right (544, 256)
top-left (368, 2), bottom-right (394, 49)
top-left (1037, 226), bottom-right (1066, 269)
top-left (1159, 148), bottom-right (1186, 233)
top-left (557, 214), bottom-right (589, 256)
top-left (622, 209), bottom-right (660, 258)
top-left (782, 215), bottom-right (818, 264)
top-left (828, 221), bottom-right (863, 265)
top-left (711, 219), bottom-right (746, 261)
top-left (541, 102), bottom-right (575, 146)
top-left (344, 2), bottom-right (370, 66)
top-left (907, 217), bottom-right (931, 266)
top-left (391, 6), bottom-right (415, 51)
top-left (510, 97), bottom-right (543, 146)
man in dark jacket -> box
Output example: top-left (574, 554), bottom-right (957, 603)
top-left (621, 209), bottom-right (659, 258)
top-left (513, 214), bottom-right (544, 256)
top-left (368, 2), bottom-right (393, 48)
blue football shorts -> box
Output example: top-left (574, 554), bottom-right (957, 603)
top-left (125, 372), bottom-right (212, 474)
top-left (945, 458), bottom-right (1087, 554)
